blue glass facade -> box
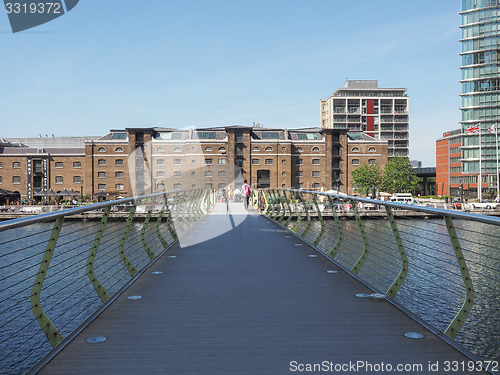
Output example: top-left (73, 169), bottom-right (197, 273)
top-left (460, 0), bottom-right (500, 187)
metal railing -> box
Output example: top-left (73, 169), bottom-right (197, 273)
top-left (256, 188), bottom-right (500, 363)
top-left (0, 189), bottom-right (216, 375)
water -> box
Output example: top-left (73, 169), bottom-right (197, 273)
top-left (0, 217), bottom-right (499, 374)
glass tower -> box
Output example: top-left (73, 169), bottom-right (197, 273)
top-left (460, 0), bottom-right (500, 196)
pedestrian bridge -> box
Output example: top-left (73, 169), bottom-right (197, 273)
top-left (0, 190), bottom-right (498, 375)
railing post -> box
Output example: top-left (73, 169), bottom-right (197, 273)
top-left (327, 196), bottom-right (343, 258)
top-left (262, 190), bottom-right (270, 215)
top-left (351, 200), bottom-right (369, 275)
top-left (443, 215), bottom-right (475, 339)
top-left (118, 202), bottom-right (138, 277)
top-left (165, 195), bottom-right (178, 240)
top-left (155, 194), bottom-right (169, 249)
top-left (283, 190), bottom-right (293, 228)
top-left (276, 189), bottom-right (285, 223)
top-left (87, 206), bottom-right (111, 303)
top-left (385, 206), bottom-right (408, 299)
top-left (291, 192), bottom-right (302, 233)
top-left (299, 192), bottom-right (311, 238)
top-left (140, 199), bottom-right (156, 260)
top-left (30, 217), bottom-right (64, 348)
top-left (312, 193), bottom-right (325, 246)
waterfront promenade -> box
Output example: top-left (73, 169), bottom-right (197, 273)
top-left (32, 203), bottom-right (487, 375)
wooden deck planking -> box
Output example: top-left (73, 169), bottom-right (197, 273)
top-left (34, 203), bottom-right (487, 375)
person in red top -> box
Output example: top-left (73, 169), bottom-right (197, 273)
top-left (242, 180), bottom-right (250, 211)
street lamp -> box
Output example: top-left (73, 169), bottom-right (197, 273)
top-left (80, 179), bottom-right (84, 202)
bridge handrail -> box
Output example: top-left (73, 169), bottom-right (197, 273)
top-left (256, 188), bottom-right (499, 364)
top-left (0, 188), bottom-right (217, 375)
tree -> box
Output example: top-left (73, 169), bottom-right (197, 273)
top-left (381, 157), bottom-right (419, 194)
top-left (351, 163), bottom-right (383, 196)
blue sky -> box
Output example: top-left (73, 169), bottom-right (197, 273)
top-left (0, 0), bottom-right (461, 166)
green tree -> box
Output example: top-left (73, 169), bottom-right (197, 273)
top-left (351, 163), bottom-right (383, 196)
top-left (381, 157), bottom-right (419, 194)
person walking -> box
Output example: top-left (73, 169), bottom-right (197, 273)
top-left (223, 189), bottom-right (229, 214)
top-left (242, 180), bottom-right (250, 211)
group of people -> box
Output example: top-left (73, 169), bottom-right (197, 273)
top-left (222, 180), bottom-right (251, 213)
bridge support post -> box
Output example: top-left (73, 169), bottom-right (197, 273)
top-left (327, 196), bottom-right (343, 258)
top-left (299, 192), bottom-right (311, 238)
top-left (385, 206), bottom-right (408, 298)
top-left (141, 200), bottom-right (156, 260)
top-left (312, 193), bottom-right (325, 246)
top-left (118, 202), bottom-right (138, 277)
top-left (351, 200), bottom-right (369, 274)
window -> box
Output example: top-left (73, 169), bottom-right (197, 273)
top-left (205, 183), bottom-right (213, 189)
top-left (265, 146), bottom-right (273, 151)
top-left (281, 184), bottom-right (286, 188)
top-left (312, 159), bottom-right (320, 165)
top-left (98, 184), bottom-right (106, 190)
top-left (73, 162), bottom-right (81, 168)
top-left (97, 147), bottom-right (106, 152)
top-left (265, 159), bottom-right (273, 165)
top-left (252, 146), bottom-right (259, 151)
top-left (205, 159), bottom-right (213, 165)
top-left (312, 171), bottom-right (320, 177)
top-left (115, 159), bottom-right (124, 166)
top-left (115, 147), bottom-right (124, 153)
top-left (282, 172), bottom-right (286, 176)
top-left (298, 183), bottom-right (303, 188)
top-left (173, 147), bottom-right (182, 152)
top-left (261, 132), bottom-right (280, 139)
top-left (296, 158), bottom-right (303, 165)
top-left (191, 146), bottom-right (196, 151)
top-left (281, 146), bottom-right (286, 151)
top-left (297, 133), bottom-right (318, 140)
top-left (191, 159), bottom-right (196, 164)
top-left (174, 159), bottom-right (182, 165)
top-left (296, 147), bottom-right (303, 153)
top-left (282, 159), bottom-right (286, 164)
top-left (0, 176), bottom-right (2, 184)
top-left (157, 147), bottom-right (165, 152)
top-left (156, 171), bottom-right (165, 178)
top-left (196, 131), bottom-right (217, 139)
top-left (205, 146), bottom-right (213, 152)
top-left (351, 147), bottom-right (360, 152)
top-left (111, 132), bottom-right (127, 140)
top-left (115, 171), bottom-right (124, 178)
top-left (13, 176), bottom-right (21, 184)
top-left (352, 159), bottom-right (360, 165)
top-left (55, 162), bottom-right (64, 168)
top-left (297, 171), bottom-right (303, 177)
top-left (98, 172), bottom-right (106, 178)
top-left (157, 183), bottom-right (165, 190)
top-left (191, 171), bottom-right (196, 176)
top-left (191, 184), bottom-right (196, 188)
top-left (97, 159), bottom-right (106, 166)
top-left (368, 147), bottom-right (376, 152)
top-left (218, 147), bottom-right (226, 152)
top-left (368, 159), bottom-right (377, 165)
top-left (312, 147), bottom-right (320, 152)
top-left (156, 159), bottom-right (164, 165)
top-left (115, 184), bottom-right (124, 191)
top-left (312, 183), bottom-right (320, 189)
top-left (0, 162), bottom-right (2, 168)
top-left (174, 171), bottom-right (182, 178)
top-left (218, 183), bottom-right (226, 189)
top-left (73, 176), bottom-right (82, 183)
top-left (218, 171), bottom-right (226, 177)
top-left (218, 159), bottom-right (226, 165)
top-left (174, 183), bottom-right (182, 190)
top-left (55, 176), bottom-right (63, 184)
top-left (252, 159), bottom-right (260, 165)
top-left (12, 162), bottom-right (20, 168)
top-left (205, 171), bottom-right (213, 177)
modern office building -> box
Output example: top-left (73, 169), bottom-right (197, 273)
top-left (459, 0), bottom-right (500, 198)
top-left (320, 80), bottom-right (409, 158)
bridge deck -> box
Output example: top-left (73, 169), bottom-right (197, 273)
top-left (35, 203), bottom-right (485, 375)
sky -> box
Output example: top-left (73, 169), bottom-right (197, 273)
top-left (0, 0), bottom-right (462, 166)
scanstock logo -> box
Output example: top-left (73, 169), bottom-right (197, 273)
top-left (4, 0), bottom-right (79, 33)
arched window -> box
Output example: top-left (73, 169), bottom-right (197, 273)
top-left (368, 147), bottom-right (376, 152)
top-left (218, 147), bottom-right (226, 152)
top-left (173, 147), bottom-right (182, 152)
top-left (312, 147), bottom-right (320, 152)
top-left (115, 147), bottom-right (123, 153)
top-left (97, 147), bottom-right (106, 152)
top-left (205, 146), bottom-right (213, 152)
top-left (252, 146), bottom-right (259, 151)
top-left (265, 146), bottom-right (273, 151)
top-left (351, 147), bottom-right (360, 153)
top-left (156, 147), bottom-right (165, 152)
top-left (296, 147), bottom-right (303, 153)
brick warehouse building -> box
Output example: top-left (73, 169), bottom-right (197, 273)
top-left (0, 126), bottom-right (388, 201)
